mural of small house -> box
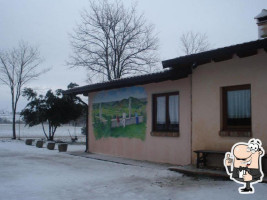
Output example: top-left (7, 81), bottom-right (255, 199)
top-left (64, 10), bottom-right (267, 169)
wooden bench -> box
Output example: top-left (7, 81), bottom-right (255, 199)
top-left (194, 150), bottom-right (226, 168)
top-left (194, 150), bottom-right (267, 169)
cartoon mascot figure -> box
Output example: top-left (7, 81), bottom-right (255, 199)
top-left (224, 138), bottom-right (265, 194)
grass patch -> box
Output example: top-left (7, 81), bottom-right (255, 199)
top-left (94, 122), bottom-right (146, 141)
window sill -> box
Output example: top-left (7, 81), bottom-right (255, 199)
top-left (219, 130), bottom-right (251, 137)
top-left (150, 131), bottom-right (179, 137)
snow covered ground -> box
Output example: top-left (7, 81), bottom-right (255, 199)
top-left (0, 140), bottom-right (267, 200)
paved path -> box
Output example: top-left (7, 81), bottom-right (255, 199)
top-left (68, 151), bottom-right (172, 170)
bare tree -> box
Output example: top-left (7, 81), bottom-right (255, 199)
top-left (180, 31), bottom-right (210, 55)
top-left (0, 41), bottom-right (46, 139)
top-left (69, 0), bottom-right (159, 82)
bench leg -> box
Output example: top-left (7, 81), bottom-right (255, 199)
top-left (203, 153), bottom-right (207, 167)
top-left (196, 153), bottom-right (200, 168)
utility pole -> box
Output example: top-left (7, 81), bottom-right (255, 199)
top-left (128, 98), bottom-right (131, 119)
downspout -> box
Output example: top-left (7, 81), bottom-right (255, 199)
top-left (85, 102), bottom-right (89, 152)
top-left (81, 96), bottom-right (89, 153)
top-left (190, 62), bottom-right (197, 164)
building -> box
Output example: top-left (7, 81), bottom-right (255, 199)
top-left (64, 10), bottom-right (267, 168)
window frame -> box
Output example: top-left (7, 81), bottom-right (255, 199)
top-left (222, 84), bottom-right (251, 132)
top-left (152, 91), bottom-right (179, 133)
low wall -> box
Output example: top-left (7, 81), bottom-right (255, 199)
top-left (98, 116), bottom-right (144, 128)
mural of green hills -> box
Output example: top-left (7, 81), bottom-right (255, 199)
top-left (92, 86), bottom-right (147, 140)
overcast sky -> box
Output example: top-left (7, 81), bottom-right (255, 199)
top-left (0, 0), bottom-right (266, 112)
top-left (93, 86), bottom-right (147, 103)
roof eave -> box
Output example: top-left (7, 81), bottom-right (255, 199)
top-left (63, 68), bottom-right (190, 96)
top-left (162, 38), bottom-right (267, 69)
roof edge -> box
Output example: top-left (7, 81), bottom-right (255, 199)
top-left (63, 68), bottom-right (190, 96)
top-left (162, 38), bottom-right (267, 69)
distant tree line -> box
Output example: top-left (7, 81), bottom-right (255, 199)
top-left (0, 118), bottom-right (13, 124)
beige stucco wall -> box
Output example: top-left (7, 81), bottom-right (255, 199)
top-left (88, 77), bottom-right (192, 165)
top-left (192, 49), bottom-right (267, 163)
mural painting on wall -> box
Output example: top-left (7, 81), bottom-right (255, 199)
top-left (92, 86), bottom-right (147, 140)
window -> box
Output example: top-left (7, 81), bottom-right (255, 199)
top-left (152, 92), bottom-right (179, 133)
top-left (222, 84), bottom-right (251, 132)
